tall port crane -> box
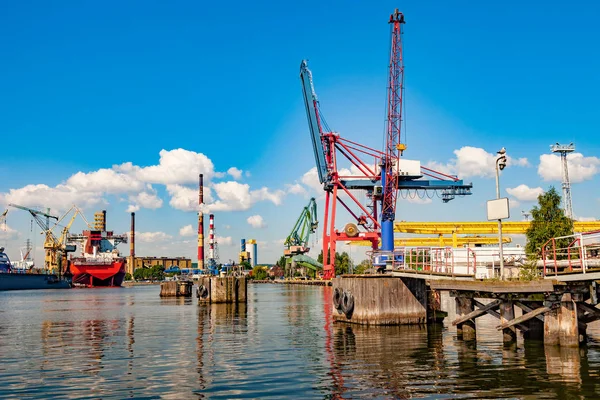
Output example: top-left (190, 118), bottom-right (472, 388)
top-left (9, 203), bottom-right (90, 271)
top-left (284, 197), bottom-right (319, 256)
top-left (283, 197), bottom-right (322, 278)
top-left (300, 9), bottom-right (473, 279)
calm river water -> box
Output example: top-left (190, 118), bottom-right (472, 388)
top-left (1, 284), bottom-right (600, 399)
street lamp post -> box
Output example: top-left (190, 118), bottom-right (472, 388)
top-left (495, 148), bottom-right (507, 280)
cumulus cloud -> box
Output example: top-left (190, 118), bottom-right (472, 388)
top-left (538, 153), bottom-right (600, 183)
top-left (0, 225), bottom-right (19, 240)
top-left (67, 168), bottom-right (144, 193)
top-left (426, 146), bottom-right (529, 179)
top-left (126, 188), bottom-right (163, 212)
top-left (1, 148), bottom-right (288, 218)
top-left (301, 167), bottom-right (323, 193)
top-left (179, 224), bottom-right (196, 237)
top-left (506, 184), bottom-right (544, 202)
top-left (208, 182), bottom-right (284, 212)
top-left (227, 167), bottom-right (243, 180)
top-left (0, 183), bottom-right (104, 212)
top-left (117, 149), bottom-right (215, 185)
top-left (286, 183), bottom-right (307, 196)
top-left (135, 231), bottom-right (173, 243)
top-left (216, 235), bottom-right (233, 246)
top-left (247, 214), bottom-right (266, 228)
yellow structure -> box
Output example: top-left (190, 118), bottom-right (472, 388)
top-left (394, 221), bottom-right (600, 234)
top-left (351, 235), bottom-right (512, 247)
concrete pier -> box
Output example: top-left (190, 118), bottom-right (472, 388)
top-left (160, 281), bottom-right (193, 297)
top-left (332, 275), bottom-right (430, 325)
top-left (197, 276), bottom-right (247, 304)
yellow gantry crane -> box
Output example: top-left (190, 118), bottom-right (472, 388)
top-left (349, 221), bottom-right (600, 248)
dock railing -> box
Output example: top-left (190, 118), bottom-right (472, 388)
top-left (541, 231), bottom-right (600, 276)
top-left (370, 247), bottom-right (477, 276)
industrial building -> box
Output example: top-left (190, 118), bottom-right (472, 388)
top-left (126, 212), bottom-right (192, 275)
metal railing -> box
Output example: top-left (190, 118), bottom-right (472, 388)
top-left (369, 246), bottom-right (477, 276)
top-left (541, 231), bottom-right (600, 276)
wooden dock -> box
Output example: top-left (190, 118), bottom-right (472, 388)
top-left (250, 279), bottom-right (332, 286)
top-left (332, 270), bottom-right (600, 347)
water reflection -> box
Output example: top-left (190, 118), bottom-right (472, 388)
top-left (3, 286), bottom-right (600, 398)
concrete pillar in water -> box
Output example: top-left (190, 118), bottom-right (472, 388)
top-left (500, 301), bottom-right (517, 343)
top-left (544, 306), bottom-right (561, 346)
top-left (455, 296), bottom-right (476, 341)
top-left (559, 293), bottom-right (579, 348)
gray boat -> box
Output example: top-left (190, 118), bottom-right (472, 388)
top-left (0, 247), bottom-right (71, 291)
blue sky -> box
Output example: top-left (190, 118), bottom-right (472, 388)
top-left (1, 1), bottom-right (600, 264)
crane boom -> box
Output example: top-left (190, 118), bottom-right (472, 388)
top-left (284, 197), bottom-right (318, 255)
top-left (300, 60), bottom-right (330, 186)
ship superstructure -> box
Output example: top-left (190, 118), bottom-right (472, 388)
top-left (68, 210), bottom-right (128, 287)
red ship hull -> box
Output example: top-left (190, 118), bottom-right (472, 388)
top-left (69, 259), bottom-right (126, 287)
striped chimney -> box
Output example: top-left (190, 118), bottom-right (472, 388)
top-left (198, 174), bottom-right (204, 269)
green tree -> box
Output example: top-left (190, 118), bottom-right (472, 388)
top-left (240, 261), bottom-right (251, 270)
top-left (276, 256), bottom-right (287, 268)
top-left (251, 266), bottom-right (268, 280)
top-left (317, 250), bottom-right (354, 276)
top-left (354, 259), bottom-right (371, 275)
top-left (525, 186), bottom-right (574, 259)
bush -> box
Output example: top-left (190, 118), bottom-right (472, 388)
top-left (124, 273), bottom-right (132, 281)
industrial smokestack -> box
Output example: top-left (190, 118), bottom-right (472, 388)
top-left (130, 212), bottom-right (135, 257)
top-left (209, 214), bottom-right (215, 260)
top-left (198, 174), bottom-right (204, 269)
top-left (102, 210), bottom-right (107, 232)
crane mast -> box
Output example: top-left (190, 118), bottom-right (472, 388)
top-left (381, 9), bottom-right (406, 252)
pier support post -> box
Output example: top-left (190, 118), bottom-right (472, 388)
top-left (559, 293), bottom-right (579, 348)
top-left (500, 301), bottom-right (517, 343)
top-left (544, 305), bottom-right (560, 346)
top-left (455, 296), bottom-right (476, 341)
top-left (523, 303), bottom-right (544, 341)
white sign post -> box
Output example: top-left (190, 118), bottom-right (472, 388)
top-left (487, 197), bottom-right (510, 280)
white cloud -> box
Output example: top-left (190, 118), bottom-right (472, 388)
top-left (286, 183), bottom-right (307, 196)
top-left (67, 168), bottom-right (144, 193)
top-left (426, 146), bottom-right (529, 179)
top-left (247, 214), bottom-right (266, 228)
top-left (227, 167), bottom-right (243, 180)
top-left (538, 153), bottom-right (600, 183)
top-left (245, 171), bottom-right (252, 178)
top-left (216, 235), bottom-right (233, 246)
top-left (301, 167), bottom-right (323, 193)
top-left (135, 231), bottom-right (173, 243)
top-left (126, 204), bottom-right (140, 213)
top-left (127, 189), bottom-right (163, 212)
top-left (1, 183), bottom-right (103, 212)
top-left (0, 225), bottom-right (19, 240)
top-left (209, 182), bottom-right (284, 212)
top-left (179, 224), bottom-right (196, 237)
top-left (118, 149), bottom-right (215, 185)
top-left (506, 184), bottom-right (544, 202)
top-left (509, 199), bottom-right (521, 209)
top-left (576, 216), bottom-right (597, 222)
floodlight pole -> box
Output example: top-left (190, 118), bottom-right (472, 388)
top-left (495, 153), bottom-right (506, 280)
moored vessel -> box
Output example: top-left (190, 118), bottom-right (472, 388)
top-left (0, 247), bottom-right (71, 291)
top-left (68, 211), bottom-right (127, 287)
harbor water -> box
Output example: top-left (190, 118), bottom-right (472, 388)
top-left (1, 284), bottom-right (600, 399)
